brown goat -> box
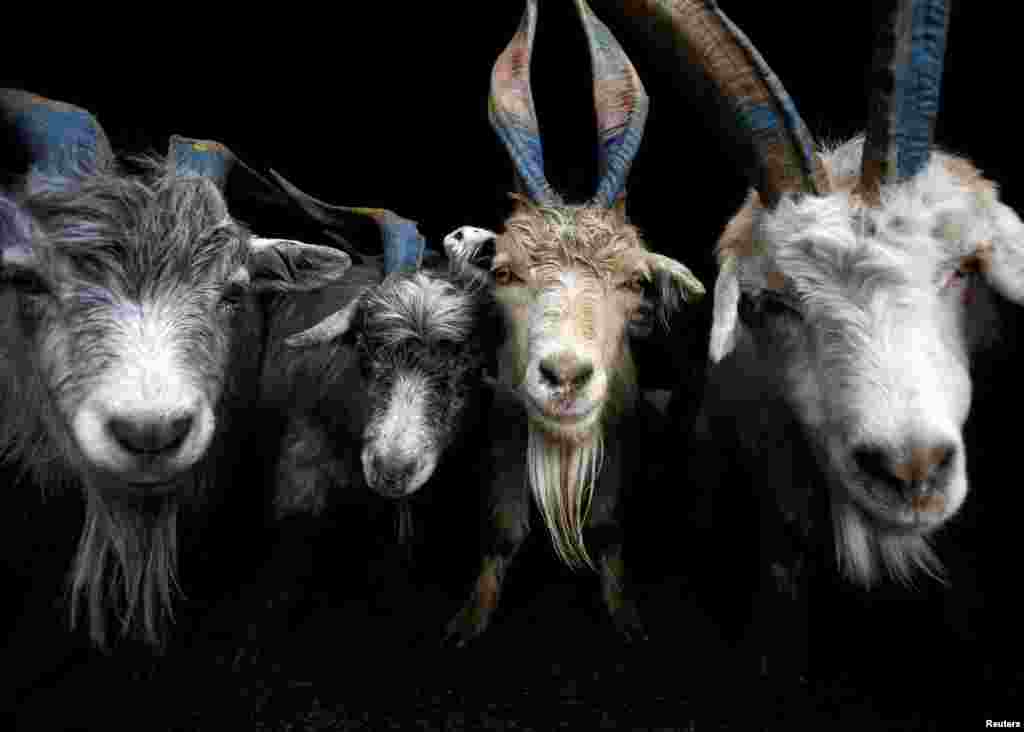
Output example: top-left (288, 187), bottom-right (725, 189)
top-left (441, 0), bottom-right (704, 645)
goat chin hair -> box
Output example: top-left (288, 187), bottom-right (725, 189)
top-left (832, 497), bottom-right (945, 588)
top-left (527, 423), bottom-right (604, 570)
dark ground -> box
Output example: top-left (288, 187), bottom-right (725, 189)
top-left (3, 2), bottom-right (1023, 729)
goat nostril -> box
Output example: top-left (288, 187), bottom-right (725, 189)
top-left (538, 356), bottom-right (594, 390)
top-left (853, 445), bottom-right (891, 485)
top-left (539, 360), bottom-right (560, 387)
top-left (108, 414), bottom-right (194, 456)
top-left (573, 363), bottom-right (594, 388)
top-left (936, 445), bottom-right (956, 473)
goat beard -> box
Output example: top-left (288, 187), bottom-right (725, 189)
top-left (527, 422), bottom-right (604, 571)
top-left (68, 478), bottom-right (200, 648)
top-left (831, 494), bottom-right (944, 587)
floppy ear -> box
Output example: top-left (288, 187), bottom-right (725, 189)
top-left (708, 255), bottom-right (741, 363)
top-left (246, 237), bottom-right (351, 294)
top-left (442, 226), bottom-right (498, 280)
top-left (638, 251), bottom-right (705, 334)
top-left (975, 201), bottom-right (1024, 305)
top-left (285, 297), bottom-right (362, 348)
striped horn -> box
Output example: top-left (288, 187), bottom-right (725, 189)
top-left (0, 88), bottom-right (114, 179)
top-left (268, 169), bottom-right (426, 276)
top-left (857, 0), bottom-right (950, 204)
top-left (489, 0), bottom-right (562, 206)
top-left (575, 0), bottom-right (650, 210)
top-left (167, 135), bottom-right (246, 191)
top-left (588, 1), bottom-right (829, 207)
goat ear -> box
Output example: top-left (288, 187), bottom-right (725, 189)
top-left (285, 297), bottom-right (361, 348)
top-left (246, 238), bottom-right (351, 294)
top-left (975, 202), bottom-right (1024, 305)
top-left (641, 251), bottom-right (705, 332)
top-left (443, 226), bottom-right (498, 277)
top-left (708, 257), bottom-right (741, 363)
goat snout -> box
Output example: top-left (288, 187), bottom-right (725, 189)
top-left (538, 352), bottom-right (594, 392)
top-left (362, 447), bottom-right (435, 499)
top-left (108, 413), bottom-right (194, 456)
top-left (852, 441), bottom-right (957, 509)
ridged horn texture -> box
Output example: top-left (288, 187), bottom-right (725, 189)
top-left (0, 87), bottom-right (114, 178)
top-left (267, 169), bottom-right (427, 276)
top-left (575, 0), bottom-right (650, 209)
top-left (167, 135), bottom-right (241, 191)
top-left (588, 0), bottom-right (829, 207)
top-left (489, 0), bottom-right (562, 205)
top-left (858, 0), bottom-right (950, 203)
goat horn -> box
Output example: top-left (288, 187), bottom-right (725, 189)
top-left (489, 0), bottom-right (563, 206)
top-left (284, 296), bottom-right (362, 348)
top-left (167, 135), bottom-right (272, 192)
top-left (857, 0), bottom-right (950, 204)
top-left (575, 0), bottom-right (650, 211)
top-left (0, 88), bottom-right (114, 179)
top-left (587, 1), bottom-right (829, 207)
top-left (267, 169), bottom-right (427, 276)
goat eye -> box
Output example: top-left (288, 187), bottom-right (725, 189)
top-left (492, 265), bottom-right (521, 286)
top-left (738, 291), bottom-right (800, 328)
top-left (621, 273), bottom-right (646, 294)
top-left (219, 282), bottom-right (246, 309)
top-left (5, 268), bottom-right (52, 297)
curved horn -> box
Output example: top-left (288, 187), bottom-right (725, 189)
top-left (857, 0), bottom-right (950, 204)
top-left (168, 135), bottom-right (257, 191)
top-left (285, 296), bottom-right (363, 348)
top-left (489, 0), bottom-right (562, 206)
top-left (588, 1), bottom-right (829, 207)
top-left (575, 0), bottom-right (650, 210)
top-left (0, 88), bottom-right (114, 180)
top-left (268, 169), bottom-right (427, 276)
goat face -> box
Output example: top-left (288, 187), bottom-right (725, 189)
top-left (711, 139), bottom-right (1024, 581)
top-left (0, 172), bottom-right (350, 501)
top-left (446, 203), bottom-right (702, 444)
top-left (287, 269), bottom-right (494, 499)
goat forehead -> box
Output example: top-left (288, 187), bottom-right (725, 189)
top-left (35, 175), bottom-right (246, 292)
top-left (365, 273), bottom-right (479, 346)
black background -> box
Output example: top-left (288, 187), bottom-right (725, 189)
top-left (2, 2), bottom-right (1022, 730)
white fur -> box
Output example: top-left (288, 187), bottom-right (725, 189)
top-left (68, 306), bottom-right (213, 486)
top-left (362, 372), bottom-right (438, 498)
top-left (707, 138), bottom-right (1024, 585)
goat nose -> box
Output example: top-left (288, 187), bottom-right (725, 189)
top-left (108, 414), bottom-right (194, 456)
top-left (538, 353), bottom-right (594, 390)
top-left (852, 442), bottom-right (957, 499)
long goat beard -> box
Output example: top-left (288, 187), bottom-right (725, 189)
top-left (527, 423), bottom-right (604, 570)
top-left (69, 487), bottom-right (188, 648)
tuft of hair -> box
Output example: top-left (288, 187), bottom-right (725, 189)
top-left (527, 425), bottom-right (604, 570)
top-left (362, 270), bottom-right (484, 349)
top-left (832, 499), bottom-right (946, 588)
top-left (502, 197), bottom-right (646, 277)
top-left (69, 490), bottom-right (190, 647)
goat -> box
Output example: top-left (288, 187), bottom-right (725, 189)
top-left (263, 243), bottom-right (498, 542)
top-left (590, 0), bottom-right (1024, 674)
top-left (0, 99), bottom-right (356, 647)
top-left (440, 0), bottom-right (705, 645)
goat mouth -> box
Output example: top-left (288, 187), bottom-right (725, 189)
top-left (527, 394), bottom-right (595, 423)
top-left (849, 484), bottom-right (947, 532)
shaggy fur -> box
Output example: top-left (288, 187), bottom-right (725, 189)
top-left (0, 161), bottom-right (347, 646)
top-left (267, 263), bottom-right (496, 518)
top-left (445, 198), bottom-right (700, 571)
top-left (706, 135), bottom-right (1024, 585)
